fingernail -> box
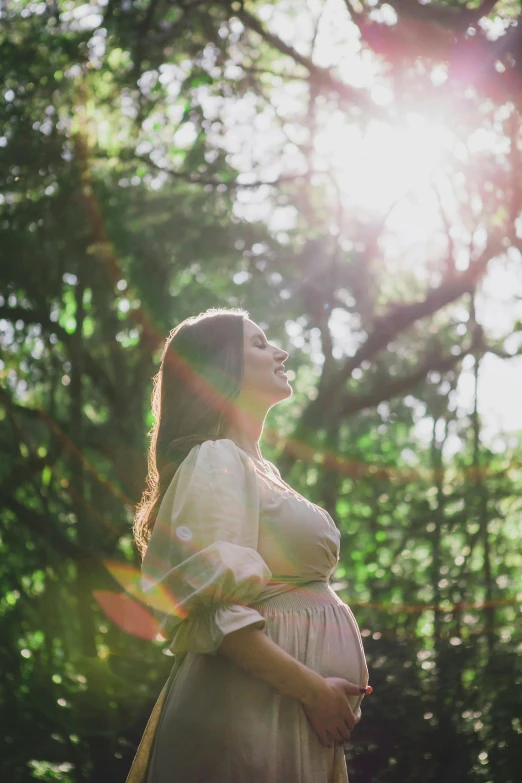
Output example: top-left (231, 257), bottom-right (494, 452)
top-left (360, 686), bottom-right (373, 694)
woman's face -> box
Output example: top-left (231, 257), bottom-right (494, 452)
top-left (240, 318), bottom-right (292, 405)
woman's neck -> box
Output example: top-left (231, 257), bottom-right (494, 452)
top-left (223, 410), bottom-right (266, 460)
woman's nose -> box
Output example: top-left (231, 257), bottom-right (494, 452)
top-left (275, 347), bottom-right (289, 361)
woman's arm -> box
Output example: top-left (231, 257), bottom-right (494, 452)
top-left (219, 626), bottom-right (371, 747)
top-left (219, 626), bottom-right (326, 704)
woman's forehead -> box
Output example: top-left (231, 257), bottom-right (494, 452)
top-left (244, 319), bottom-right (266, 340)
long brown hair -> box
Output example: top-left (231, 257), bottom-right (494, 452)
top-left (133, 307), bottom-right (248, 557)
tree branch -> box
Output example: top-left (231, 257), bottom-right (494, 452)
top-left (301, 238), bottom-right (500, 427)
top-left (0, 306), bottom-right (120, 407)
top-left (132, 152), bottom-right (306, 189)
top-left (384, 0), bottom-right (500, 31)
top-left (0, 306), bottom-right (71, 344)
top-left (236, 8), bottom-right (383, 117)
top-left (337, 346), bottom-right (468, 418)
top-left (1, 492), bottom-right (84, 561)
top-left (355, 6), bottom-right (522, 107)
top-left (0, 389), bottom-right (134, 507)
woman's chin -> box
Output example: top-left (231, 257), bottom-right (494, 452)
top-left (275, 382), bottom-right (293, 401)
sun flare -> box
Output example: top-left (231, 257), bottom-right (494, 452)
top-left (314, 112), bottom-right (456, 240)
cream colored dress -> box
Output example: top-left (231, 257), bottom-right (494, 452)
top-left (128, 439), bottom-right (368, 783)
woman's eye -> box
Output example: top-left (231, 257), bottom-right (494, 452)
top-left (256, 342), bottom-right (267, 349)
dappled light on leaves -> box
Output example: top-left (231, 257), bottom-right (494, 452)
top-left (2, 0), bottom-right (522, 780)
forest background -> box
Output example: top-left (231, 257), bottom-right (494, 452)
top-left (2, 0), bottom-right (522, 780)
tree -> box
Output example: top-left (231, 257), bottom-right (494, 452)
top-left (2, 0), bottom-right (522, 781)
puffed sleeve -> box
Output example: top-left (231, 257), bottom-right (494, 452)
top-left (266, 460), bottom-right (282, 479)
top-left (141, 439), bottom-right (272, 654)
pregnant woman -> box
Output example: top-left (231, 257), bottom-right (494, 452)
top-left (127, 307), bottom-right (371, 783)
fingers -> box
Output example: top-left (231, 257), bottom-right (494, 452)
top-left (317, 727), bottom-right (346, 749)
top-left (342, 680), bottom-right (372, 696)
top-left (334, 727), bottom-right (351, 744)
top-left (341, 705), bottom-right (361, 740)
top-left (324, 727), bottom-right (351, 747)
top-left (344, 710), bottom-right (356, 731)
top-left (320, 731), bottom-right (333, 748)
top-left (306, 678), bottom-right (372, 749)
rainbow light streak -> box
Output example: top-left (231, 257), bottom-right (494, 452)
top-left (104, 560), bottom-right (188, 618)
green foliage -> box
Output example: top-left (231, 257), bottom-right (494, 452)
top-left (2, 0), bottom-right (522, 781)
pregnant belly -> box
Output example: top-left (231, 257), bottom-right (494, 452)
top-left (255, 582), bottom-right (369, 714)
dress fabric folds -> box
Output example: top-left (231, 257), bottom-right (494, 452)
top-left (127, 439), bottom-right (368, 783)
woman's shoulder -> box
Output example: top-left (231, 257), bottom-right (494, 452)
top-left (191, 437), bottom-right (248, 459)
top-left (182, 438), bottom-right (254, 477)
top-left (264, 459), bottom-right (281, 478)
top-left (157, 440), bottom-right (258, 523)
top-left (179, 439), bottom-right (287, 489)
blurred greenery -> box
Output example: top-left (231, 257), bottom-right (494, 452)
top-left (1, 0), bottom-right (522, 781)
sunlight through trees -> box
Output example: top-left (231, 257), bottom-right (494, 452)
top-left (2, 0), bottom-right (522, 780)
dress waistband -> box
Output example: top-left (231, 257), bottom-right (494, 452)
top-left (253, 580), bottom-right (346, 613)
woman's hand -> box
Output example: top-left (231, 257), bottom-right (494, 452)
top-left (302, 677), bottom-right (371, 748)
